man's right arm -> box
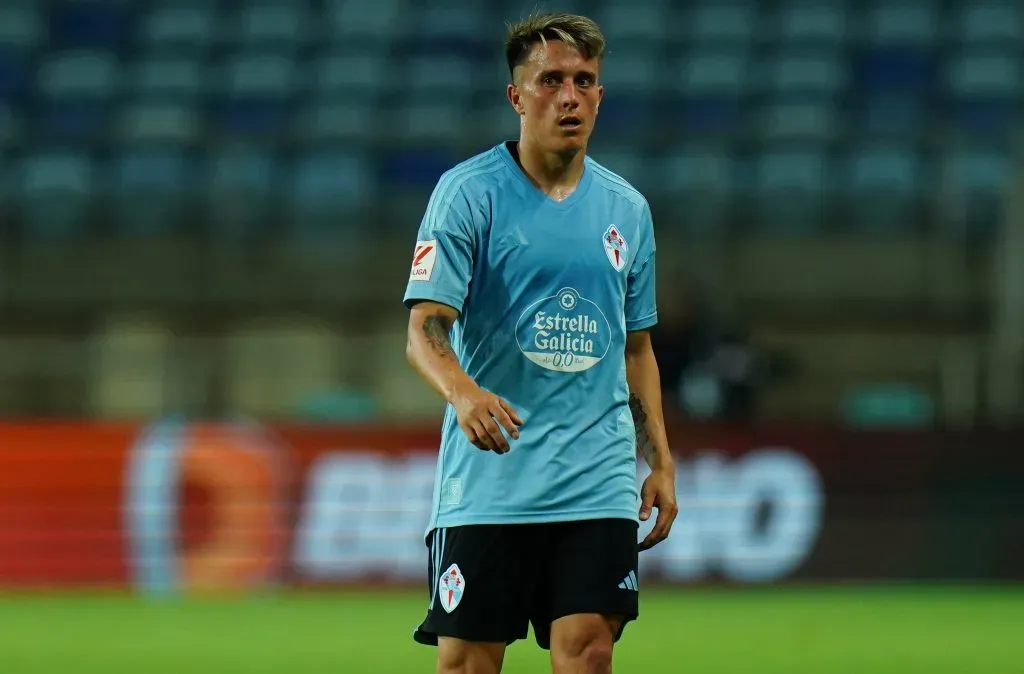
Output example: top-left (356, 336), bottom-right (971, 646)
top-left (405, 300), bottom-right (523, 453)
top-left (402, 179), bottom-right (522, 452)
top-left (405, 300), bottom-right (474, 404)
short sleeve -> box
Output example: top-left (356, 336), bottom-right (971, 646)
top-left (624, 202), bottom-right (658, 331)
top-left (402, 179), bottom-right (477, 314)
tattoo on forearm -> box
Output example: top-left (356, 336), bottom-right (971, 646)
top-left (629, 392), bottom-right (657, 466)
top-left (422, 315), bottom-right (455, 358)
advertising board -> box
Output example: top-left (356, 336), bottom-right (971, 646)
top-left (1, 421), bottom-right (1021, 592)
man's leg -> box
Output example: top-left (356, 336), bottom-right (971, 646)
top-left (413, 525), bottom-right (534, 674)
top-left (530, 519), bottom-right (640, 674)
top-left (437, 637), bottom-right (506, 674)
top-left (548, 614), bottom-right (621, 674)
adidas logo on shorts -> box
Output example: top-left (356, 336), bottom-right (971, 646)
top-left (618, 570), bottom-right (639, 592)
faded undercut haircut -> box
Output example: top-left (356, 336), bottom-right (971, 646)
top-left (504, 12), bottom-right (606, 82)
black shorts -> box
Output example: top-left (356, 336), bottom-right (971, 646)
top-left (412, 518), bottom-right (639, 650)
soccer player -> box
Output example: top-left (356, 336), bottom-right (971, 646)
top-left (402, 12), bottom-right (677, 674)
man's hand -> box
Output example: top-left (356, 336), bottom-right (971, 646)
top-left (638, 467), bottom-right (677, 550)
top-left (450, 381), bottom-right (523, 454)
top-left (405, 301), bottom-right (523, 453)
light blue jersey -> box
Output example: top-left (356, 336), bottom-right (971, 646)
top-left (403, 142), bottom-right (658, 534)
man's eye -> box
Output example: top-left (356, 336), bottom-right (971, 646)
top-left (542, 76), bottom-right (558, 86)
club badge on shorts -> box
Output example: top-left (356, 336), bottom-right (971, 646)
top-left (439, 563), bottom-right (465, 613)
top-left (602, 225), bottom-right (628, 272)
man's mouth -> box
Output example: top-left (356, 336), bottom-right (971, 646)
top-left (559, 116), bottom-right (582, 129)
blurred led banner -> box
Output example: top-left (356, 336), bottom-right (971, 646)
top-left (0, 421), bottom-right (1022, 592)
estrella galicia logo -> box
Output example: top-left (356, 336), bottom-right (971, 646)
top-left (515, 287), bottom-right (611, 372)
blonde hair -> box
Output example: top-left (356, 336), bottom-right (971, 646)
top-left (504, 12), bottom-right (606, 81)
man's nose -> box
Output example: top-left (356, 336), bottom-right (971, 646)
top-left (558, 81), bottom-right (580, 107)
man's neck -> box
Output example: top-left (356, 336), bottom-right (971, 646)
top-left (515, 138), bottom-right (586, 199)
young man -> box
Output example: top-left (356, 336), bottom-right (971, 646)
top-left (403, 12), bottom-right (677, 674)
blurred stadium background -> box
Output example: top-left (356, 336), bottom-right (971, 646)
top-left (0, 0), bottom-right (1022, 672)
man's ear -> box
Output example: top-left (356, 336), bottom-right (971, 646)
top-left (507, 83), bottom-right (525, 116)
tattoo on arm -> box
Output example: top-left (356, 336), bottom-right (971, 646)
top-left (422, 314), bottom-right (455, 358)
top-left (629, 392), bottom-right (657, 466)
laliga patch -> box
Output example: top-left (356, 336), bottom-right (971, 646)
top-left (438, 563), bottom-right (465, 613)
top-left (602, 225), bottom-right (628, 272)
top-left (409, 239), bottom-right (437, 282)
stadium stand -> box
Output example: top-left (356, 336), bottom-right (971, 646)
top-left (0, 0), bottom-right (1016, 423)
top-left (0, 0), bottom-right (1014, 240)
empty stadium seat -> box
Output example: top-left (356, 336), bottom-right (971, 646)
top-left (0, 51), bottom-right (29, 103)
top-left (130, 57), bottom-right (204, 100)
top-left (598, 48), bottom-right (661, 95)
top-left (294, 101), bottom-right (374, 146)
top-left (946, 52), bottom-right (1020, 139)
top-left (956, 3), bottom-right (1023, 45)
top-left (680, 50), bottom-right (749, 97)
top-left (18, 153), bottom-right (95, 238)
top-left (765, 51), bottom-right (847, 98)
top-left (119, 103), bottom-right (200, 146)
top-left (688, 4), bottom-right (758, 45)
top-left (225, 2), bottom-right (309, 49)
top-left (760, 101), bottom-right (838, 143)
top-left (661, 147), bottom-right (735, 195)
top-left (110, 151), bottom-right (191, 236)
top-left (865, 3), bottom-right (940, 46)
top-left (947, 51), bottom-right (1021, 98)
top-left (40, 99), bottom-right (110, 142)
top-left (659, 148), bottom-right (735, 232)
top-left (139, 5), bottom-right (217, 52)
top-left (859, 94), bottom-right (926, 139)
top-left (845, 147), bottom-right (923, 233)
top-left (327, 0), bottom-right (405, 45)
top-left (215, 53), bottom-right (296, 135)
top-left (774, 3), bottom-right (849, 45)
top-left (203, 149), bottom-right (279, 238)
top-left (314, 51), bottom-right (388, 95)
top-left (390, 103), bottom-right (467, 146)
top-left (942, 149), bottom-right (1011, 195)
top-left (381, 150), bottom-right (457, 190)
top-left (598, 4), bottom-right (672, 42)
top-left (856, 46), bottom-right (936, 92)
top-left (38, 50), bottom-right (118, 99)
top-left (36, 50), bottom-right (117, 143)
top-left (394, 55), bottom-right (479, 101)
top-left (679, 96), bottom-right (745, 138)
top-left (0, 3), bottom-right (43, 51)
top-left (0, 105), bottom-right (19, 152)
top-left (413, 2), bottom-right (489, 41)
top-left (49, 0), bottom-right (129, 50)
top-left (288, 152), bottom-right (373, 235)
top-left (222, 52), bottom-right (297, 98)
top-left (752, 150), bottom-right (832, 234)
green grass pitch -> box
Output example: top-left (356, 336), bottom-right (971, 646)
top-left (1, 586), bottom-right (1021, 673)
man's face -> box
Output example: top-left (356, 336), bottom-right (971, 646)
top-left (508, 39), bottom-right (604, 157)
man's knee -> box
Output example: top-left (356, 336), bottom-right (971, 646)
top-left (437, 637), bottom-right (505, 674)
top-left (550, 614), bottom-right (619, 674)
top-left (578, 641), bottom-right (614, 673)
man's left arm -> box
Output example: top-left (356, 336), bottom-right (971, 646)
top-left (626, 330), bottom-right (678, 550)
top-left (626, 330), bottom-right (672, 472)
top-left (623, 201), bottom-right (677, 550)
